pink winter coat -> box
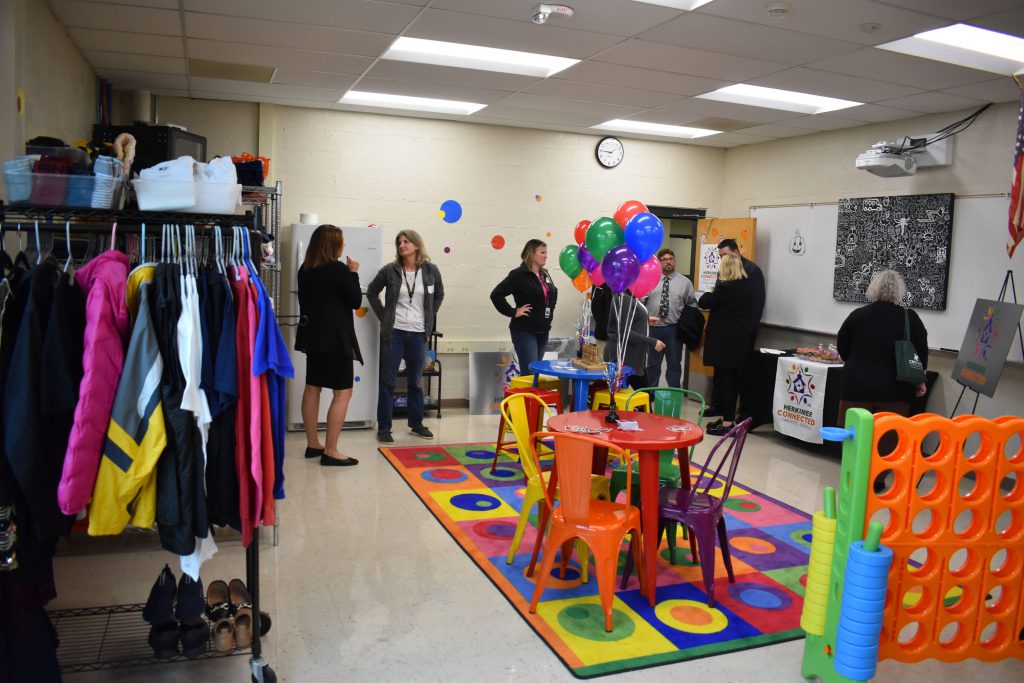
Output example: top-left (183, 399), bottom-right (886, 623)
top-left (58, 250), bottom-right (130, 515)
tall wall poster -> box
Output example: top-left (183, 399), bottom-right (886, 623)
top-left (833, 193), bottom-right (955, 310)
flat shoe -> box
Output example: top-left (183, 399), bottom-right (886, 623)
top-left (206, 580), bottom-right (234, 653)
top-left (321, 454), bottom-right (359, 467)
top-left (304, 446), bottom-right (324, 459)
top-left (228, 579), bottom-right (254, 649)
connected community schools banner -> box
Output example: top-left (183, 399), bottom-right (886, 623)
top-left (698, 242), bottom-right (720, 292)
top-left (833, 193), bottom-right (954, 310)
top-left (952, 299), bottom-right (1024, 397)
top-left (773, 358), bottom-right (830, 444)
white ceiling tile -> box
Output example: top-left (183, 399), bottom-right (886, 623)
top-left (970, 5), bottom-right (1024, 40)
top-left (84, 51), bottom-right (186, 75)
top-left (491, 93), bottom-right (645, 120)
top-left (186, 39), bottom-right (372, 75)
top-left (748, 67), bottom-right (924, 102)
top-left (733, 123), bottom-right (816, 138)
top-left (190, 91), bottom-right (335, 110)
top-left (97, 70), bottom-right (189, 90)
top-left (638, 12), bottom-right (862, 65)
top-left (427, 0), bottom-right (684, 36)
top-left (353, 77), bottom-right (513, 105)
top-left (697, 0), bottom-right (949, 45)
top-left (621, 110), bottom-right (709, 126)
top-left (555, 61), bottom-right (727, 96)
top-left (272, 69), bottom-right (358, 90)
top-left (184, 12), bottom-right (394, 57)
top-left (829, 102), bottom-right (924, 122)
top-left (941, 78), bottom-right (1021, 103)
top-left (774, 114), bottom-right (866, 131)
top-left (189, 77), bottom-right (344, 102)
top-left (364, 61), bottom-right (541, 91)
top-left (182, 0), bottom-right (421, 34)
top-left (404, 9), bottom-right (623, 58)
top-left (594, 40), bottom-right (789, 82)
top-left (63, 0), bottom-right (179, 7)
top-left (69, 28), bottom-right (184, 58)
top-left (655, 98), bottom-right (798, 124)
top-left (877, 91), bottom-right (987, 114)
top-left (807, 47), bottom-right (1000, 89)
top-left (469, 105), bottom-right (607, 128)
top-left (50, 0), bottom-right (181, 35)
top-left (524, 79), bottom-right (682, 108)
top-left (697, 131), bottom-right (777, 145)
top-left (876, 0), bottom-right (1024, 22)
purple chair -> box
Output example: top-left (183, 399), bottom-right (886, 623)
top-left (622, 418), bottom-right (752, 606)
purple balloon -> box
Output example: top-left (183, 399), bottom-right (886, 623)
top-left (601, 245), bottom-right (640, 294)
top-left (578, 243), bottom-right (599, 272)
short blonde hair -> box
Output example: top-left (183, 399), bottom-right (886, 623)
top-left (866, 270), bottom-right (906, 304)
top-left (393, 229), bottom-right (430, 266)
top-left (718, 253), bottom-right (747, 282)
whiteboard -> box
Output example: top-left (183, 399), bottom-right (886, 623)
top-left (752, 195), bottom-right (1022, 362)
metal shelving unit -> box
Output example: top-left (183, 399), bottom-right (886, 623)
top-left (241, 182), bottom-right (282, 313)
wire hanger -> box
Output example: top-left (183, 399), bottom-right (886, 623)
top-left (34, 221), bottom-right (41, 265)
top-left (64, 221), bottom-right (72, 273)
top-left (141, 223), bottom-right (146, 264)
top-left (109, 221), bottom-right (118, 252)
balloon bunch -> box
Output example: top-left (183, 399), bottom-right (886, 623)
top-left (557, 200), bottom-right (665, 297)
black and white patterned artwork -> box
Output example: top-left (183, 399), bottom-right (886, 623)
top-left (833, 193), bottom-right (955, 310)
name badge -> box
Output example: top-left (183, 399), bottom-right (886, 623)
top-left (544, 307), bottom-right (551, 319)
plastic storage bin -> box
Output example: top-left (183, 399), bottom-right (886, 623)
top-left (185, 182), bottom-right (241, 214)
top-left (132, 178), bottom-right (196, 211)
top-left (2, 171), bottom-right (125, 208)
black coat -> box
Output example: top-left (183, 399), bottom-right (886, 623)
top-left (698, 279), bottom-right (756, 369)
top-left (296, 261), bottom-right (364, 363)
top-left (490, 264), bottom-right (558, 334)
top-left (591, 284), bottom-right (612, 341)
top-left (837, 301), bottom-right (928, 403)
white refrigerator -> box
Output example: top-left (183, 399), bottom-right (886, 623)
top-left (286, 224), bottom-right (381, 430)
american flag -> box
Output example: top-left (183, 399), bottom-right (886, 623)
top-left (1008, 90), bottom-right (1024, 257)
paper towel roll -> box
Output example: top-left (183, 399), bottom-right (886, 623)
top-left (299, 213), bottom-right (319, 225)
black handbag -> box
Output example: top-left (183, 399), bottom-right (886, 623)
top-left (895, 309), bottom-right (926, 384)
top-left (676, 305), bottom-right (706, 348)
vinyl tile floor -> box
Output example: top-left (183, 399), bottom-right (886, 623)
top-left (54, 407), bottom-right (1024, 682)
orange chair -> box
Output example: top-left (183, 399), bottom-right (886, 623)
top-left (491, 387), bottom-right (563, 473)
top-left (527, 431), bottom-right (644, 632)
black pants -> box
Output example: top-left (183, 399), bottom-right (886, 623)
top-left (712, 367), bottom-right (742, 422)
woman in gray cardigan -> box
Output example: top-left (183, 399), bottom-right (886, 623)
top-left (603, 293), bottom-right (665, 391)
top-left (366, 230), bottom-right (444, 444)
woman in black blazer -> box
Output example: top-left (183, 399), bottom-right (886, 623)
top-left (698, 254), bottom-right (756, 435)
top-left (295, 224), bottom-right (363, 466)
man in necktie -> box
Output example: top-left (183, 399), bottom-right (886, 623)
top-left (641, 249), bottom-right (696, 387)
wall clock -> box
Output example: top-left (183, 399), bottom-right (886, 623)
top-left (595, 136), bottom-right (623, 168)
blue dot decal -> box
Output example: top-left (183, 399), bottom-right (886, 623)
top-left (439, 199), bottom-right (463, 223)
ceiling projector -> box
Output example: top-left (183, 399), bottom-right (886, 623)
top-left (856, 141), bottom-right (917, 177)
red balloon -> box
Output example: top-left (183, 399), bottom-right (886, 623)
top-left (573, 220), bottom-right (591, 245)
top-left (614, 200), bottom-right (648, 229)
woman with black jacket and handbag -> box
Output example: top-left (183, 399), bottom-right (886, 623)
top-left (295, 225), bottom-right (363, 466)
top-left (367, 230), bottom-right (445, 444)
top-left (490, 239), bottom-right (558, 377)
top-left (698, 254), bottom-right (756, 436)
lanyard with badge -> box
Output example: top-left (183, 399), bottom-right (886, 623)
top-left (537, 272), bottom-right (551, 319)
top-left (403, 267), bottom-right (419, 302)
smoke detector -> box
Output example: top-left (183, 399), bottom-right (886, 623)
top-left (532, 4), bottom-right (574, 25)
top-left (765, 1), bottom-right (792, 18)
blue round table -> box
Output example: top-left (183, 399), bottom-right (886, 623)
top-left (529, 359), bottom-right (633, 412)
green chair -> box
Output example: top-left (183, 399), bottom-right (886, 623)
top-left (606, 387), bottom-right (704, 505)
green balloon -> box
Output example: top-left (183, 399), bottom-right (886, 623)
top-left (559, 244), bottom-right (583, 279)
top-left (586, 216), bottom-right (624, 262)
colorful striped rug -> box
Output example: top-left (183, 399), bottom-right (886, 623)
top-left (379, 442), bottom-right (810, 678)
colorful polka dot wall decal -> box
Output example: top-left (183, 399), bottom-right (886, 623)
top-left (491, 235), bottom-right (506, 250)
top-left (354, 376), bottom-right (360, 382)
top-left (355, 307), bottom-right (368, 318)
top-left (443, 246), bottom-right (451, 254)
top-left (439, 199), bottom-right (463, 223)
top-left (535, 194), bottom-right (542, 202)
top-left (546, 231), bottom-right (552, 237)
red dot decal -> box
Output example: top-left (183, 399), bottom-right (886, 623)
top-left (491, 235), bottom-right (506, 250)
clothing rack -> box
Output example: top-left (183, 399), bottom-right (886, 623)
top-left (0, 202), bottom-right (277, 683)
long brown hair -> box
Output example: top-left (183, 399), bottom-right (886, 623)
top-left (521, 239), bottom-right (548, 278)
top-left (393, 229), bottom-right (430, 267)
top-left (302, 224), bottom-right (344, 270)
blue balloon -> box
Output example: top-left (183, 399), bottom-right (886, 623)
top-left (624, 212), bottom-right (664, 263)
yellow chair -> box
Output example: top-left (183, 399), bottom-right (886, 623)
top-left (500, 393), bottom-right (610, 574)
top-left (509, 374), bottom-right (560, 391)
top-left (591, 388), bottom-right (651, 413)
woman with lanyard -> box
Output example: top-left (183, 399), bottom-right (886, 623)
top-left (367, 230), bottom-right (444, 445)
top-left (490, 239), bottom-right (558, 378)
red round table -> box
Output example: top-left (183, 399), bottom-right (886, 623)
top-left (535, 410), bottom-right (704, 606)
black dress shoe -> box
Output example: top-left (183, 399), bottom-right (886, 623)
top-left (143, 564), bottom-right (176, 625)
top-left (704, 405), bottom-right (723, 417)
top-left (706, 421), bottom-right (734, 436)
top-left (176, 574), bottom-right (210, 658)
top-left (321, 454), bottom-right (359, 467)
top-left (304, 446), bottom-right (324, 459)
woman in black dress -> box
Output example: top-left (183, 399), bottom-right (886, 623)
top-left (295, 225), bottom-right (363, 466)
top-left (699, 254), bottom-right (756, 435)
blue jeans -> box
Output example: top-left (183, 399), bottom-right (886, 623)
top-left (510, 329), bottom-right (548, 377)
top-left (377, 329), bottom-right (427, 432)
top-left (645, 325), bottom-right (683, 388)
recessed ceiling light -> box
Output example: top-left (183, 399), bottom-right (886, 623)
top-left (630, 0), bottom-right (714, 9)
top-left (339, 91), bottom-right (486, 116)
top-left (382, 37), bottom-right (578, 78)
top-left (696, 84), bottom-right (861, 114)
top-left (878, 23), bottom-right (1024, 75)
top-left (592, 119), bottom-right (720, 139)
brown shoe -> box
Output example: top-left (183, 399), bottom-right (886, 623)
top-left (229, 578), bottom-right (254, 649)
top-left (206, 580), bottom-right (234, 652)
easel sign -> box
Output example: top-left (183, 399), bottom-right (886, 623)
top-left (952, 298), bottom-right (1024, 397)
